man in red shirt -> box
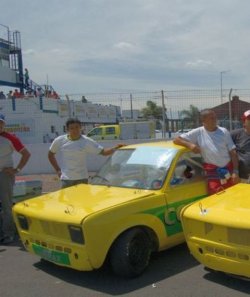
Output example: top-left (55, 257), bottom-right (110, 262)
top-left (0, 114), bottom-right (30, 244)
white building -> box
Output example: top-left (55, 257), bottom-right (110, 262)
top-left (0, 96), bottom-right (119, 143)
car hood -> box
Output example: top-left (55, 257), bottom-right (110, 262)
top-left (182, 183), bottom-right (250, 228)
top-left (13, 184), bottom-right (156, 224)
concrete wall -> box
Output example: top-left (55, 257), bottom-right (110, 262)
top-left (13, 139), bottom-right (164, 175)
top-left (0, 67), bottom-right (17, 83)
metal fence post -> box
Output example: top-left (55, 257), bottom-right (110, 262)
top-left (228, 88), bottom-right (233, 131)
top-left (130, 93), bottom-right (133, 119)
top-left (161, 90), bottom-right (166, 138)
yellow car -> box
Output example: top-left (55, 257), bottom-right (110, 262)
top-left (181, 183), bottom-right (250, 279)
top-left (13, 141), bottom-right (208, 277)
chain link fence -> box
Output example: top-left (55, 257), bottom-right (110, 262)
top-left (1, 88), bottom-right (250, 143)
top-left (62, 88), bottom-right (250, 132)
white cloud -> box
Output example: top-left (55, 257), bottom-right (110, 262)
top-left (186, 59), bottom-right (212, 68)
top-left (1, 0), bottom-right (250, 93)
top-left (22, 49), bottom-right (36, 56)
top-left (114, 42), bottom-right (135, 50)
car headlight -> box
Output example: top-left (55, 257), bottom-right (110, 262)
top-left (17, 214), bottom-right (29, 230)
top-left (68, 225), bottom-right (85, 244)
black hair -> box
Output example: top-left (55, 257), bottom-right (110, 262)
top-left (66, 118), bottom-right (81, 128)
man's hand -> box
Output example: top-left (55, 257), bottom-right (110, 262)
top-left (231, 173), bottom-right (240, 184)
top-left (116, 143), bottom-right (126, 149)
top-left (189, 143), bottom-right (201, 154)
top-left (173, 137), bottom-right (200, 154)
top-left (3, 167), bottom-right (17, 176)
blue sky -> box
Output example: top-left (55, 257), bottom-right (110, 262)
top-left (1, 0), bottom-right (250, 94)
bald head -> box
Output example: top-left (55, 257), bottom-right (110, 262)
top-left (200, 109), bottom-right (217, 131)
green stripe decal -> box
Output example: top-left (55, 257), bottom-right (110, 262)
top-left (141, 194), bottom-right (206, 236)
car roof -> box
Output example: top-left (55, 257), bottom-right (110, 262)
top-left (120, 140), bottom-right (189, 152)
top-left (177, 129), bottom-right (192, 132)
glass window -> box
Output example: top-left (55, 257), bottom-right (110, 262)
top-left (90, 147), bottom-right (178, 190)
top-left (88, 128), bottom-right (102, 136)
top-left (170, 152), bottom-right (204, 186)
top-left (105, 127), bottom-right (115, 135)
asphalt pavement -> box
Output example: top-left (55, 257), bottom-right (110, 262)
top-left (3, 174), bottom-right (250, 296)
top-left (0, 239), bottom-right (249, 297)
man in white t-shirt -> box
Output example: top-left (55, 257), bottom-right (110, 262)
top-left (48, 118), bottom-right (124, 188)
top-left (173, 109), bottom-right (240, 194)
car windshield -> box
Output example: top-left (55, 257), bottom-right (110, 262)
top-left (90, 147), bottom-right (178, 189)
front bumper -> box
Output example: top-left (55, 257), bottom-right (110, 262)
top-left (187, 238), bottom-right (250, 278)
top-left (19, 230), bottom-right (93, 271)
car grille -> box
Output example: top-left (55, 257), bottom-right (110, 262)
top-left (186, 219), bottom-right (250, 262)
top-left (39, 220), bottom-right (68, 238)
top-left (204, 245), bottom-right (249, 261)
top-left (18, 215), bottom-right (71, 241)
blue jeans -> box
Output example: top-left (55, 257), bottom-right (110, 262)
top-left (61, 179), bottom-right (88, 189)
top-left (0, 171), bottom-right (15, 238)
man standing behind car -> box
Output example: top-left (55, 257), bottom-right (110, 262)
top-left (173, 109), bottom-right (239, 195)
top-left (0, 114), bottom-right (30, 244)
top-left (231, 110), bottom-right (250, 183)
top-left (48, 118), bottom-right (124, 188)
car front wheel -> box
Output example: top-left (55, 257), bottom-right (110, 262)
top-left (110, 228), bottom-right (152, 278)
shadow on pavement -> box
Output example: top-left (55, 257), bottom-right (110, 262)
top-left (33, 243), bottom-right (199, 295)
top-left (203, 269), bottom-right (250, 294)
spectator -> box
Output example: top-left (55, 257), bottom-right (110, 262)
top-left (0, 91), bottom-right (6, 100)
top-left (7, 90), bottom-right (13, 99)
top-left (13, 89), bottom-right (21, 99)
top-left (173, 109), bottom-right (240, 195)
top-left (43, 133), bottom-right (51, 143)
top-left (81, 96), bottom-right (87, 103)
top-left (52, 91), bottom-right (59, 99)
top-left (0, 114), bottom-right (30, 244)
top-left (24, 68), bottom-right (29, 88)
top-left (47, 90), bottom-right (53, 98)
top-left (48, 118), bottom-right (124, 188)
top-left (36, 87), bottom-right (44, 98)
top-left (231, 110), bottom-right (250, 182)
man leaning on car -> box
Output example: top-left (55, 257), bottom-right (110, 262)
top-left (174, 109), bottom-right (240, 195)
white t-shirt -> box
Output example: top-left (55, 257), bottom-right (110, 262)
top-left (49, 135), bottom-right (103, 180)
top-left (0, 132), bottom-right (25, 171)
top-left (180, 126), bottom-right (236, 167)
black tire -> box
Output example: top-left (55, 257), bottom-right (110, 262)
top-left (110, 228), bottom-right (151, 278)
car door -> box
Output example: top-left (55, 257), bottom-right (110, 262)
top-left (164, 152), bottom-right (207, 238)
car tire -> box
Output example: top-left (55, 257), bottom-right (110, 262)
top-left (110, 228), bottom-right (152, 278)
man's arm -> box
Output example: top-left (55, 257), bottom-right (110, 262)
top-left (229, 149), bottom-right (240, 183)
top-left (173, 136), bottom-right (201, 154)
top-left (101, 144), bottom-right (125, 156)
top-left (16, 148), bottom-right (30, 171)
top-left (3, 148), bottom-right (31, 175)
top-left (48, 151), bottom-right (61, 177)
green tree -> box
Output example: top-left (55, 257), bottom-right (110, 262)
top-left (179, 105), bottom-right (200, 128)
top-left (141, 101), bottom-right (164, 120)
